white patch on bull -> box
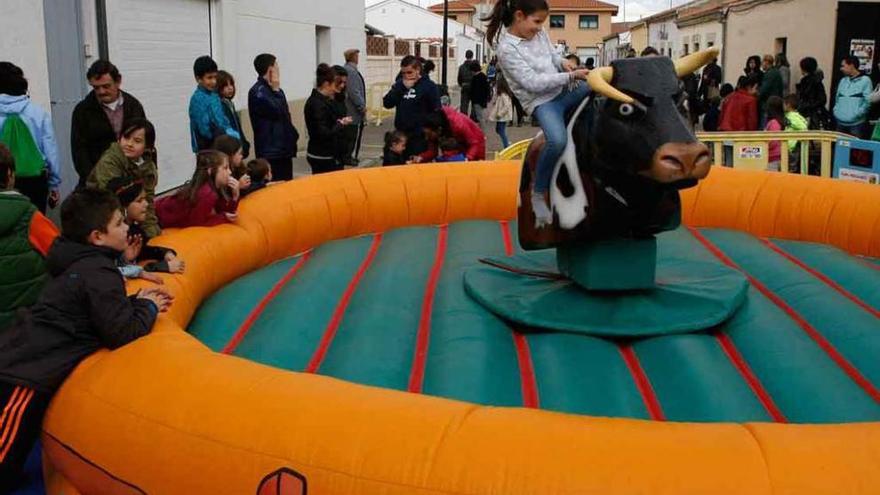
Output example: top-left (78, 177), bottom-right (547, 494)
top-left (549, 91), bottom-right (592, 230)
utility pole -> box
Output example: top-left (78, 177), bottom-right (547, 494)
top-left (441, 0), bottom-right (449, 94)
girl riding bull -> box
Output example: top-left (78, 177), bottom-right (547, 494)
top-left (485, 0), bottom-right (590, 227)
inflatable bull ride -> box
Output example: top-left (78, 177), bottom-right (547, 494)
top-left (42, 47), bottom-right (880, 494)
top-left (467, 48), bottom-right (751, 336)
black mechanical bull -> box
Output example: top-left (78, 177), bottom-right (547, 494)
top-left (519, 48), bottom-right (717, 250)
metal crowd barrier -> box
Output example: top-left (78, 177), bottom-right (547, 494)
top-left (366, 83), bottom-right (395, 126)
top-left (495, 131), bottom-right (860, 179)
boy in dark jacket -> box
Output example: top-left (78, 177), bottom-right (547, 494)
top-left (107, 176), bottom-right (184, 278)
top-left (248, 53), bottom-right (300, 181)
top-left (383, 56), bottom-right (441, 159)
top-left (0, 188), bottom-right (171, 490)
top-left (0, 144), bottom-right (58, 329)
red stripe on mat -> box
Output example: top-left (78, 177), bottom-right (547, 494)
top-left (715, 332), bottom-right (787, 423)
top-left (688, 227), bottom-right (880, 403)
top-left (513, 332), bottom-right (540, 408)
top-left (499, 220), bottom-right (514, 256)
top-left (222, 252), bottom-right (312, 354)
top-left (760, 238), bottom-right (880, 320)
top-left (408, 225), bottom-right (449, 393)
top-left (620, 345), bottom-right (665, 420)
top-left (499, 221), bottom-right (539, 407)
top-left (305, 233), bottom-right (383, 373)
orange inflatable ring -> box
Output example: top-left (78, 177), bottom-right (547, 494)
top-left (42, 163), bottom-right (880, 494)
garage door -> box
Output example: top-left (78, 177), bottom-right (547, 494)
top-left (106, 0), bottom-right (211, 190)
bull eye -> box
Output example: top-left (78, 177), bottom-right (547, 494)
top-left (618, 103), bottom-right (635, 117)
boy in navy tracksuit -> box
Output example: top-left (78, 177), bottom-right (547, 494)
top-left (383, 55), bottom-right (441, 160)
top-left (0, 188), bottom-right (172, 490)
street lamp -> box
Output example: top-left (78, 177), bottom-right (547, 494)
top-left (441, 0), bottom-right (449, 93)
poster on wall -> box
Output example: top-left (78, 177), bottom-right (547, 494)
top-left (850, 39), bottom-right (875, 73)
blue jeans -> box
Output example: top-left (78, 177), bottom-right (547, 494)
top-left (837, 122), bottom-right (870, 140)
top-left (531, 84), bottom-right (590, 193)
top-left (495, 121), bottom-right (510, 149)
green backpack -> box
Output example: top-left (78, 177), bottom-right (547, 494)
top-left (0, 114), bottom-right (45, 178)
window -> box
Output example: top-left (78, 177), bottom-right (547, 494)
top-left (683, 44), bottom-right (689, 55)
top-left (694, 42), bottom-right (700, 52)
top-left (775, 37), bottom-right (787, 56)
top-left (448, 14), bottom-right (457, 20)
top-left (579, 15), bottom-right (598, 29)
top-left (549, 15), bottom-right (565, 28)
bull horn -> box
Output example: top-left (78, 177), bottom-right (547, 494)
top-left (586, 67), bottom-right (635, 104)
top-left (674, 47), bottom-right (721, 78)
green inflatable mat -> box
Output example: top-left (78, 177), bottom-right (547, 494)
top-left (464, 249), bottom-right (749, 338)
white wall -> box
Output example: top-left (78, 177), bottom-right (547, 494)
top-left (0, 0), bottom-right (51, 111)
top-left (367, 0), bottom-right (468, 40)
top-left (648, 18), bottom-right (679, 59)
top-left (215, 0), bottom-right (365, 110)
top-left (677, 21), bottom-right (723, 60)
top-left (724, 0), bottom-right (835, 90)
top-left (366, 0), bottom-right (482, 72)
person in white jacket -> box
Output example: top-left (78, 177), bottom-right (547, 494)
top-left (488, 75), bottom-right (515, 149)
top-left (486, 0), bottom-right (590, 227)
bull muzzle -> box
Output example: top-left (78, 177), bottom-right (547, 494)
top-left (645, 142), bottom-right (712, 186)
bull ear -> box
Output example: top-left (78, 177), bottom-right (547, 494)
top-left (675, 47), bottom-right (721, 78)
top-left (586, 67), bottom-right (635, 104)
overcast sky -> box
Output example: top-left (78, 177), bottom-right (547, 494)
top-left (364, 0), bottom-right (689, 22)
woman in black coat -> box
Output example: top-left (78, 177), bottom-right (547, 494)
top-left (304, 64), bottom-right (352, 175)
top-left (795, 57), bottom-right (829, 129)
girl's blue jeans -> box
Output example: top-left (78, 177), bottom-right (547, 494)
top-left (531, 83), bottom-right (590, 193)
top-left (495, 121), bottom-right (510, 149)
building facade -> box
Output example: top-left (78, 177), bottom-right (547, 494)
top-left (545, 0), bottom-right (618, 63)
top-left (724, 0), bottom-right (880, 94)
top-left (3, 0), bottom-right (364, 191)
top-left (645, 10), bottom-right (679, 58)
top-left (367, 0), bottom-right (484, 67)
top-left (629, 22), bottom-right (649, 56)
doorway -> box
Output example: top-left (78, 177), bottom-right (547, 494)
top-left (42, 0), bottom-right (87, 203)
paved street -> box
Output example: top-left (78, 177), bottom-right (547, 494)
top-left (293, 91), bottom-right (539, 176)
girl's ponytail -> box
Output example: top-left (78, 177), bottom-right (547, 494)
top-left (483, 0), bottom-right (513, 46)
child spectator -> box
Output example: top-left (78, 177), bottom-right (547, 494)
top-left (213, 135), bottom-right (252, 193)
top-left (469, 61), bottom-right (491, 125)
top-left (189, 56), bottom-right (240, 152)
top-left (783, 94), bottom-right (808, 172)
top-left (155, 150), bottom-right (240, 228)
top-left (488, 76), bottom-right (514, 149)
top-left (242, 158), bottom-right (272, 196)
top-left (719, 75), bottom-right (759, 132)
top-left (87, 118), bottom-right (161, 238)
top-left (764, 95), bottom-right (785, 171)
top-left (420, 107), bottom-right (486, 163)
top-left (216, 70), bottom-right (251, 158)
top-left (107, 176), bottom-right (185, 280)
top-left (0, 143), bottom-right (58, 329)
top-left (0, 188), bottom-right (170, 490)
top-left (383, 131), bottom-right (408, 166)
top-left (436, 137), bottom-right (467, 162)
